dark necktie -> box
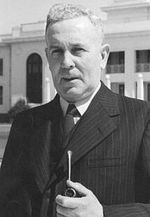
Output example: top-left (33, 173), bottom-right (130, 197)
top-left (64, 104), bottom-right (80, 137)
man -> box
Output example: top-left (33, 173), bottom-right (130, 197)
top-left (0, 3), bottom-right (150, 217)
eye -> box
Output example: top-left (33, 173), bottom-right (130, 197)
top-left (71, 47), bottom-right (86, 55)
top-left (50, 48), bottom-right (64, 58)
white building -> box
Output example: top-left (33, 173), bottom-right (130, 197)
top-left (0, 21), bottom-right (56, 114)
top-left (103, 0), bottom-right (150, 100)
top-left (0, 0), bottom-right (150, 115)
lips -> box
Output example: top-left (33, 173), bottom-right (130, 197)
top-left (63, 77), bottom-right (79, 81)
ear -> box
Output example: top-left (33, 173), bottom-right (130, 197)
top-left (100, 44), bottom-right (110, 69)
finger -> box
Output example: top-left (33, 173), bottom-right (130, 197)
top-left (66, 180), bottom-right (91, 196)
top-left (56, 204), bottom-right (73, 216)
top-left (56, 194), bottom-right (82, 209)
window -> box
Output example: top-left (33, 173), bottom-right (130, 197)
top-left (0, 86), bottom-right (3, 104)
top-left (0, 59), bottom-right (3, 75)
top-left (119, 84), bottom-right (125, 96)
top-left (26, 53), bottom-right (42, 103)
top-left (111, 82), bottom-right (125, 95)
top-left (106, 51), bottom-right (125, 74)
top-left (147, 83), bottom-right (150, 101)
top-left (136, 50), bottom-right (150, 72)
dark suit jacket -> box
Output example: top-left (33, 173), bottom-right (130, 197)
top-left (1, 82), bottom-right (150, 217)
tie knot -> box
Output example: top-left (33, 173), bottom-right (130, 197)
top-left (63, 104), bottom-right (81, 138)
top-left (66, 104), bottom-right (80, 117)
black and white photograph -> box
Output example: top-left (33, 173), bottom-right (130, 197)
top-left (0, 0), bottom-right (150, 216)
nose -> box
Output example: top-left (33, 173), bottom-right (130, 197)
top-left (61, 51), bottom-right (75, 69)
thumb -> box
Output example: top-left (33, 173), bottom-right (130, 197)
top-left (66, 180), bottom-right (91, 196)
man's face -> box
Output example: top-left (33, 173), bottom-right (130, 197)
top-left (46, 16), bottom-right (108, 103)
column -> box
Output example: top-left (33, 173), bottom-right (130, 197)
top-left (125, 49), bottom-right (135, 98)
top-left (45, 77), bottom-right (51, 102)
top-left (105, 74), bottom-right (111, 89)
top-left (43, 63), bottom-right (56, 103)
top-left (137, 73), bottom-right (144, 100)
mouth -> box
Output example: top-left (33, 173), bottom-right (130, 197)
top-left (63, 77), bottom-right (79, 82)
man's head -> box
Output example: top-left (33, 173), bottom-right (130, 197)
top-left (45, 3), bottom-right (103, 37)
top-left (45, 3), bottom-right (109, 103)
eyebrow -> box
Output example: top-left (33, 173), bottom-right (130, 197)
top-left (72, 43), bottom-right (85, 47)
top-left (49, 45), bottom-right (62, 50)
top-left (49, 43), bottom-right (87, 51)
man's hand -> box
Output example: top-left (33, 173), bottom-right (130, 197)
top-left (56, 180), bottom-right (103, 217)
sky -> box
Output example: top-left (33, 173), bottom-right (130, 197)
top-left (0, 0), bottom-right (112, 35)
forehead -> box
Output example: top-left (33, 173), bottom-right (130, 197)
top-left (46, 16), bottom-right (98, 46)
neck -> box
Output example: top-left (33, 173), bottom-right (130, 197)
top-left (60, 82), bottom-right (101, 116)
top-left (69, 83), bottom-right (101, 106)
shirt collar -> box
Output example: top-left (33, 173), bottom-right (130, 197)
top-left (60, 82), bottom-right (101, 116)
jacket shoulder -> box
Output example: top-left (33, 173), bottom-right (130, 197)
top-left (117, 94), bottom-right (150, 120)
top-left (13, 97), bottom-right (60, 131)
top-left (119, 94), bottom-right (150, 108)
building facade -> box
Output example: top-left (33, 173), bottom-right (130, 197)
top-left (0, 21), bottom-right (56, 114)
top-left (0, 0), bottom-right (150, 114)
top-left (103, 0), bottom-right (150, 99)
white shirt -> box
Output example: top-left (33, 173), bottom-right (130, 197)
top-left (60, 82), bottom-right (101, 124)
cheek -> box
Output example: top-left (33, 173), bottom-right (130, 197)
top-left (78, 53), bottom-right (100, 70)
top-left (77, 60), bottom-right (97, 79)
top-left (48, 65), bottom-right (59, 86)
top-left (75, 57), bottom-right (92, 73)
top-left (49, 60), bottom-right (60, 76)
top-left (79, 58), bottom-right (101, 83)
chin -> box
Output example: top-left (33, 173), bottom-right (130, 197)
top-left (63, 96), bottom-right (79, 103)
top-left (62, 92), bottom-right (82, 103)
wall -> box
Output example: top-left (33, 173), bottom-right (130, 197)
top-left (104, 30), bottom-right (150, 98)
top-left (0, 124), bottom-right (11, 164)
top-left (10, 39), bottom-right (53, 106)
top-left (0, 45), bottom-right (11, 113)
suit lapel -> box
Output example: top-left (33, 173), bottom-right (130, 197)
top-left (30, 95), bottom-right (62, 193)
top-left (35, 82), bottom-right (120, 193)
top-left (55, 82), bottom-right (120, 179)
